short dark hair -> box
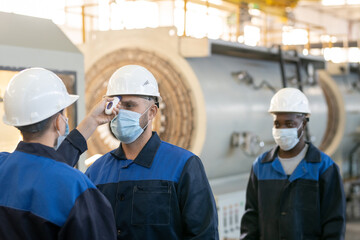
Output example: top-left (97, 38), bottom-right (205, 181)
top-left (17, 111), bottom-right (62, 140)
top-left (139, 95), bottom-right (159, 108)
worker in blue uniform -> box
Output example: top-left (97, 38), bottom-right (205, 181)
top-left (240, 88), bottom-right (346, 240)
top-left (85, 65), bottom-right (219, 240)
top-left (0, 68), bottom-right (117, 240)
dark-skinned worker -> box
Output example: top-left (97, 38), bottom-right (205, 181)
top-left (240, 88), bottom-right (346, 240)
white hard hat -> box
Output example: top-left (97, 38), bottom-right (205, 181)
top-left (106, 65), bottom-right (162, 101)
top-left (3, 68), bottom-right (79, 126)
top-left (268, 88), bottom-right (311, 115)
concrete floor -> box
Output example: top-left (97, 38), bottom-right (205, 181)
top-left (346, 221), bottom-right (360, 240)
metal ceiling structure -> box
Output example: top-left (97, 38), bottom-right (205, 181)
top-left (298, 1), bottom-right (360, 21)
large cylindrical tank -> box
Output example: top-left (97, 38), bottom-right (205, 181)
top-left (325, 63), bottom-right (360, 179)
top-left (80, 27), bottom-right (360, 185)
top-left (186, 53), bottom-right (328, 179)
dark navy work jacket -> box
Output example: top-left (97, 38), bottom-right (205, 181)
top-left (86, 132), bottom-right (219, 240)
top-left (240, 143), bottom-right (346, 240)
top-left (57, 129), bottom-right (88, 167)
top-left (0, 139), bottom-right (117, 240)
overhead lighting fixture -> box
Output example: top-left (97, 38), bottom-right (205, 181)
top-left (282, 28), bottom-right (308, 45)
top-left (348, 48), bottom-right (360, 62)
top-left (320, 35), bottom-right (337, 43)
top-left (322, 0), bottom-right (345, 6)
top-left (347, 0), bottom-right (360, 4)
top-left (200, 0), bottom-right (223, 5)
top-left (244, 25), bottom-right (260, 46)
top-left (324, 47), bottom-right (347, 63)
top-left (322, 0), bottom-right (360, 5)
top-left (321, 35), bottom-right (330, 42)
top-left (248, 9), bottom-right (261, 16)
top-left (237, 35), bottom-right (245, 43)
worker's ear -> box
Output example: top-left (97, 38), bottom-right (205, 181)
top-left (54, 114), bottom-right (61, 132)
top-left (303, 117), bottom-right (309, 128)
top-left (149, 104), bottom-right (158, 121)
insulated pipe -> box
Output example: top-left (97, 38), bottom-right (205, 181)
top-left (317, 70), bottom-right (346, 156)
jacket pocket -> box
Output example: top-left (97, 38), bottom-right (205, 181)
top-left (296, 181), bottom-right (319, 211)
top-left (302, 236), bottom-right (320, 240)
top-left (131, 184), bottom-right (171, 225)
top-left (295, 181), bottom-right (321, 235)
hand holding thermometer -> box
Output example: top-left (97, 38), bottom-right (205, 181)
top-left (105, 96), bottom-right (121, 115)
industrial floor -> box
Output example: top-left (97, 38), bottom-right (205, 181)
top-left (346, 221), bottom-right (360, 240)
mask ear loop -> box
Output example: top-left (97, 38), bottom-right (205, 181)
top-left (140, 104), bottom-right (153, 130)
top-left (297, 121), bottom-right (304, 139)
top-left (53, 115), bottom-right (61, 148)
top-left (56, 114), bottom-right (68, 137)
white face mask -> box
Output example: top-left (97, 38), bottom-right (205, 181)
top-left (272, 122), bottom-right (303, 151)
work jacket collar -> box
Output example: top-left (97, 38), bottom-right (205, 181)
top-left (15, 141), bottom-right (68, 164)
top-left (261, 141), bottom-right (321, 164)
top-left (111, 131), bottom-right (161, 168)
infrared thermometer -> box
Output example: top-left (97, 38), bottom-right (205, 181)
top-left (105, 96), bottom-right (121, 115)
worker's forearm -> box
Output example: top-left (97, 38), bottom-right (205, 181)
top-left (76, 116), bottom-right (98, 140)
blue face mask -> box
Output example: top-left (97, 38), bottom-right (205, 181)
top-left (55, 115), bottom-right (69, 150)
top-left (110, 106), bottom-right (150, 144)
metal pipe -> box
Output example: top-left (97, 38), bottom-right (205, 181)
top-left (264, 13), bottom-right (268, 47)
top-left (349, 142), bottom-right (360, 179)
top-left (82, 5), bottom-right (86, 43)
top-left (278, 45), bottom-right (287, 87)
top-left (236, 4), bottom-right (240, 41)
top-left (295, 51), bottom-right (303, 91)
top-left (183, 0), bottom-right (187, 36)
top-left (306, 26), bottom-right (310, 53)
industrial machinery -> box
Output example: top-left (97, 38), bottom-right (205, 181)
top-left (1, 12), bottom-right (359, 238)
top-left (81, 27), bottom-right (356, 176)
top-left (80, 27), bottom-right (360, 239)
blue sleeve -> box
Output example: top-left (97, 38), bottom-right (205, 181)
top-left (240, 166), bottom-right (260, 240)
top-left (58, 188), bottom-right (117, 240)
top-left (0, 152), bottom-right (10, 162)
top-left (319, 163), bottom-right (346, 239)
top-left (177, 156), bottom-right (219, 240)
top-left (57, 129), bottom-right (87, 167)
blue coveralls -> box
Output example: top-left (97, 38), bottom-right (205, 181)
top-left (0, 130), bottom-right (117, 240)
top-left (240, 143), bottom-right (346, 240)
top-left (86, 132), bottom-right (219, 240)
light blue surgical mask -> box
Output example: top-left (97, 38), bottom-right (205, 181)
top-left (55, 114), bottom-right (69, 150)
top-left (110, 106), bottom-right (151, 144)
